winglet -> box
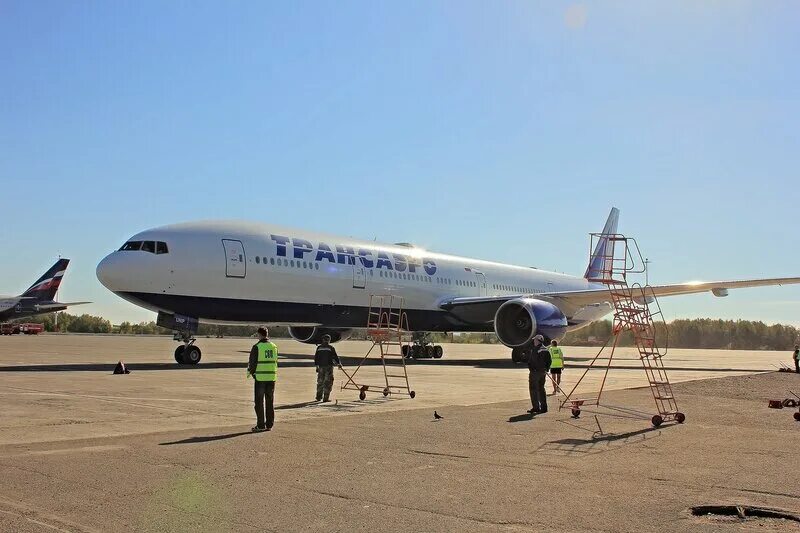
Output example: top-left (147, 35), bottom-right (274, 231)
top-left (583, 208), bottom-right (620, 280)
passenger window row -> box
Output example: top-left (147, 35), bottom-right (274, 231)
top-left (379, 270), bottom-right (432, 283)
top-left (255, 256), bottom-right (320, 271)
top-left (119, 241), bottom-right (169, 254)
top-left (491, 284), bottom-right (543, 294)
top-left (233, 251), bottom-right (543, 295)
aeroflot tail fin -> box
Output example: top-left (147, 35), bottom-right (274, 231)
top-left (22, 259), bottom-right (70, 301)
top-left (583, 208), bottom-right (620, 280)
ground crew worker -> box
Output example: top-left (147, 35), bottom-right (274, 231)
top-left (247, 327), bottom-right (278, 432)
top-left (314, 334), bottom-right (341, 402)
top-left (794, 345), bottom-right (799, 374)
top-left (526, 335), bottom-right (551, 414)
top-left (549, 340), bottom-right (564, 394)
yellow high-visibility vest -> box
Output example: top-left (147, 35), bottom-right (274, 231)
top-left (254, 341), bottom-right (278, 382)
top-left (549, 346), bottom-right (564, 369)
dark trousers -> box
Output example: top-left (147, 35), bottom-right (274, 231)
top-left (254, 380), bottom-right (275, 429)
top-left (795, 359), bottom-right (799, 373)
top-left (529, 371), bottom-right (547, 412)
top-left (316, 366), bottom-right (334, 400)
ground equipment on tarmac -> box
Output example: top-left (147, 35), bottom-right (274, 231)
top-left (340, 295), bottom-right (416, 400)
top-left (557, 234), bottom-right (685, 428)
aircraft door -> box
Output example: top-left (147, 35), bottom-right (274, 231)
top-left (222, 239), bottom-right (246, 278)
top-left (353, 264), bottom-right (366, 289)
top-left (475, 272), bottom-right (487, 296)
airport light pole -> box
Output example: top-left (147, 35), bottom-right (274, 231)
top-left (644, 258), bottom-right (651, 285)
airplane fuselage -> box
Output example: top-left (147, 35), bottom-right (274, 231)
top-left (97, 221), bottom-right (612, 332)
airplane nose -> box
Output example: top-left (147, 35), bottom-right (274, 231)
top-left (96, 253), bottom-right (121, 291)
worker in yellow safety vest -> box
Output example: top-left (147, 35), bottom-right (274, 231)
top-left (247, 327), bottom-right (278, 432)
top-left (549, 340), bottom-right (564, 395)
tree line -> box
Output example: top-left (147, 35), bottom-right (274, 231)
top-left (9, 313), bottom-right (289, 337)
top-left (560, 318), bottom-right (799, 351)
top-left (8, 313), bottom-right (799, 350)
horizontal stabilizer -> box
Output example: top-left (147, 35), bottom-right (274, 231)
top-left (33, 301), bottom-right (91, 311)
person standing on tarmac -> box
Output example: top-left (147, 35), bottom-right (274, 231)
top-left (549, 340), bottom-right (564, 395)
top-left (247, 327), bottom-right (278, 432)
top-left (527, 335), bottom-right (552, 414)
top-left (793, 345), bottom-right (799, 374)
top-left (315, 334), bottom-right (341, 402)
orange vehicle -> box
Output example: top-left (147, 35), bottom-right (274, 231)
top-left (0, 323), bottom-right (43, 335)
top-left (20, 323), bottom-right (44, 335)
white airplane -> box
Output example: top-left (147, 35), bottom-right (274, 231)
top-left (96, 208), bottom-right (800, 365)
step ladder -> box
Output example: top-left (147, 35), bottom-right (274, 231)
top-left (559, 234), bottom-right (685, 427)
top-left (340, 295), bottom-right (416, 400)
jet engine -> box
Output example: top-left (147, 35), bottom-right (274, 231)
top-left (493, 298), bottom-right (568, 347)
top-left (288, 327), bottom-right (352, 344)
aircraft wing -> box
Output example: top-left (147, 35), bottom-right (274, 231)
top-left (33, 301), bottom-right (91, 311)
top-left (439, 276), bottom-right (800, 323)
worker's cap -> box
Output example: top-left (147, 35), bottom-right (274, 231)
top-left (321, 334), bottom-right (332, 341)
top-left (532, 334), bottom-right (544, 342)
top-left (257, 327), bottom-right (268, 337)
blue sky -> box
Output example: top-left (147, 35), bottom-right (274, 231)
top-left (1, 1), bottom-right (799, 325)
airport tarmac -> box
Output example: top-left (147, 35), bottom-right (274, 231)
top-left (0, 335), bottom-right (798, 531)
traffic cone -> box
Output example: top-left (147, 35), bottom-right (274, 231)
top-left (113, 361), bottom-right (130, 374)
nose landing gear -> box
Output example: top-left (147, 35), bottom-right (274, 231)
top-left (173, 331), bottom-right (202, 365)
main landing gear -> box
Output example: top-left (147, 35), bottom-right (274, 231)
top-left (173, 331), bottom-right (202, 365)
top-left (402, 344), bottom-right (444, 359)
top-left (401, 332), bottom-right (444, 359)
top-left (403, 331), bottom-right (444, 359)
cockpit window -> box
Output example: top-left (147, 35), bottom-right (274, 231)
top-left (141, 241), bottom-right (156, 253)
top-left (156, 242), bottom-right (169, 254)
top-left (120, 241), bottom-right (142, 251)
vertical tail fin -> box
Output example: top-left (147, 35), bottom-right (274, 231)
top-left (583, 208), bottom-right (620, 280)
top-left (22, 259), bottom-right (70, 301)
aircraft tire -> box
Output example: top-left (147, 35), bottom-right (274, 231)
top-left (184, 346), bottom-right (202, 365)
top-left (433, 345), bottom-right (443, 359)
top-left (174, 346), bottom-right (186, 364)
top-left (511, 347), bottom-right (525, 364)
top-left (425, 345), bottom-right (434, 358)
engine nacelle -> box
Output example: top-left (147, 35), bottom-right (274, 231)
top-left (288, 327), bottom-right (352, 344)
top-left (493, 298), bottom-right (568, 347)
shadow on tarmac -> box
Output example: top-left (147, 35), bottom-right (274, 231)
top-left (549, 426), bottom-right (659, 446)
top-left (508, 413), bottom-right (534, 423)
top-left (0, 353), bottom-right (768, 374)
top-left (275, 400), bottom-right (320, 410)
top-left (159, 431), bottom-right (254, 445)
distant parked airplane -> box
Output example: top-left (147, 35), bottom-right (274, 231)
top-left (0, 259), bottom-right (89, 322)
top-left (96, 208), bottom-right (800, 365)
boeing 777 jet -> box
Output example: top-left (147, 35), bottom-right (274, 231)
top-left (96, 208), bottom-right (800, 364)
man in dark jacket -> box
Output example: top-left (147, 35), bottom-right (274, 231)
top-left (314, 334), bottom-right (341, 402)
top-left (526, 335), bottom-right (552, 414)
top-left (794, 345), bottom-right (799, 374)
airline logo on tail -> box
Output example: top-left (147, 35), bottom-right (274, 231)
top-left (22, 259), bottom-right (70, 301)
